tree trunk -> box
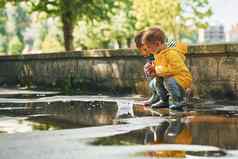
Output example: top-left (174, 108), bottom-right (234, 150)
top-left (126, 37), bottom-right (131, 48)
top-left (61, 5), bottom-right (74, 51)
top-left (117, 39), bottom-right (122, 48)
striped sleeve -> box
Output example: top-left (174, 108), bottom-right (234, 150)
top-left (166, 39), bottom-right (176, 48)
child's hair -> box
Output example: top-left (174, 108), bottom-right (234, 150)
top-left (143, 27), bottom-right (166, 45)
top-left (134, 30), bottom-right (145, 48)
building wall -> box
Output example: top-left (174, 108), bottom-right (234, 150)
top-left (204, 25), bottom-right (225, 43)
top-left (229, 24), bottom-right (238, 42)
top-left (0, 44), bottom-right (238, 99)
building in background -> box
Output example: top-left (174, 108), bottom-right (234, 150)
top-left (229, 24), bottom-right (238, 42)
top-left (203, 24), bottom-right (225, 43)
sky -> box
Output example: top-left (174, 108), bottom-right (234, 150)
top-left (209, 0), bottom-right (238, 31)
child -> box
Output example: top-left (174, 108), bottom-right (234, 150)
top-left (134, 29), bottom-right (176, 107)
top-left (142, 27), bottom-right (192, 110)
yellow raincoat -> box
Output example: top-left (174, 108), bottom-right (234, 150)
top-left (154, 43), bottom-right (192, 89)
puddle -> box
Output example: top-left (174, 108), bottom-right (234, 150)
top-left (186, 150), bottom-right (227, 157)
top-left (135, 150), bottom-right (227, 158)
top-left (1, 92), bottom-right (238, 159)
top-left (26, 115), bottom-right (86, 129)
top-left (91, 122), bottom-right (169, 145)
top-left (44, 100), bottom-right (119, 126)
top-left (138, 150), bottom-right (187, 158)
top-left (91, 114), bottom-right (238, 150)
top-left (77, 144), bottom-right (229, 159)
top-left (0, 115), bottom-right (85, 134)
top-left (0, 116), bottom-right (58, 133)
top-left (0, 97), bottom-right (129, 133)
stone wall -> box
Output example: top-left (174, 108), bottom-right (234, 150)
top-left (188, 44), bottom-right (238, 99)
top-left (0, 43), bottom-right (238, 99)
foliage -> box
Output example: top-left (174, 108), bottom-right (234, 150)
top-left (178, 0), bottom-right (212, 40)
top-left (0, 2), bottom-right (30, 54)
top-left (74, 0), bottom-right (135, 49)
top-left (8, 36), bottom-right (24, 55)
top-left (75, 0), bottom-right (212, 48)
top-left (0, 0), bottom-right (212, 52)
top-left (0, 34), bottom-right (7, 53)
top-left (0, 1), bottom-right (63, 54)
top-left (41, 33), bottom-right (64, 52)
top-left (28, 0), bottom-right (129, 51)
top-left (0, 7), bottom-right (7, 53)
top-left (133, 0), bottom-right (212, 41)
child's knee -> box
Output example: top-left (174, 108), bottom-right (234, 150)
top-left (148, 78), bottom-right (157, 89)
top-left (164, 77), bottom-right (177, 88)
top-left (185, 88), bottom-right (193, 96)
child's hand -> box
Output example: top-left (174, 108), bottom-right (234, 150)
top-left (155, 66), bottom-right (166, 77)
top-left (144, 62), bottom-right (156, 77)
top-left (155, 66), bottom-right (163, 74)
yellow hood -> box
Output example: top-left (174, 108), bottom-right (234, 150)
top-left (158, 42), bottom-right (188, 56)
top-left (157, 42), bottom-right (188, 62)
top-left (175, 42), bottom-right (188, 55)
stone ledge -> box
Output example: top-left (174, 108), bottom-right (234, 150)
top-left (0, 43), bottom-right (238, 61)
top-left (0, 49), bottom-right (140, 61)
top-left (189, 43), bottom-right (238, 54)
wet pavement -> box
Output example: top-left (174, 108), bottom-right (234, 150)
top-left (1, 88), bottom-right (238, 158)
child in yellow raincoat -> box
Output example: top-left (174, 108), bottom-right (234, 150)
top-left (134, 29), bottom-right (176, 107)
top-left (142, 27), bottom-right (192, 110)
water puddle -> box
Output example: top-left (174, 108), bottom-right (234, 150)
top-left (0, 115), bottom-right (86, 134)
top-left (135, 150), bottom-right (227, 158)
top-left (0, 96), bottom-right (133, 133)
top-left (0, 116), bottom-right (57, 133)
top-left (79, 144), bottom-right (230, 159)
top-left (91, 114), bottom-right (238, 150)
top-left (186, 150), bottom-right (227, 157)
top-left (1, 92), bottom-right (238, 159)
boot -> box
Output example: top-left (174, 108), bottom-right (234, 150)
top-left (141, 93), bottom-right (160, 106)
top-left (169, 100), bottom-right (186, 110)
top-left (151, 96), bottom-right (169, 108)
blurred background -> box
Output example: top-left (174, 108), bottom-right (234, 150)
top-left (0, 0), bottom-right (237, 55)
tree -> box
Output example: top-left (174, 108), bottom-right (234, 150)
top-left (74, 0), bottom-right (135, 49)
top-left (133, 0), bottom-right (212, 41)
top-left (8, 36), bottom-right (24, 55)
top-left (109, 0), bottom-right (136, 48)
top-left (0, 7), bottom-right (7, 53)
top-left (0, 2), bottom-right (30, 54)
top-left (28, 0), bottom-right (127, 51)
top-left (178, 0), bottom-right (212, 40)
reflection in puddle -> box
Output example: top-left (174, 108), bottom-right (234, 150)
top-left (0, 100), bottom-right (119, 130)
top-left (136, 150), bottom-right (186, 158)
top-left (91, 114), bottom-right (238, 150)
top-left (0, 116), bottom-right (56, 133)
top-left (0, 99), bottom-right (133, 134)
top-left (0, 115), bottom-right (85, 134)
top-left (44, 101), bottom-right (118, 125)
top-left (135, 150), bottom-right (227, 158)
top-left (186, 150), bottom-right (227, 157)
top-left (91, 121), bottom-right (169, 145)
top-left (133, 105), bottom-right (170, 117)
top-left (116, 100), bottom-right (134, 118)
